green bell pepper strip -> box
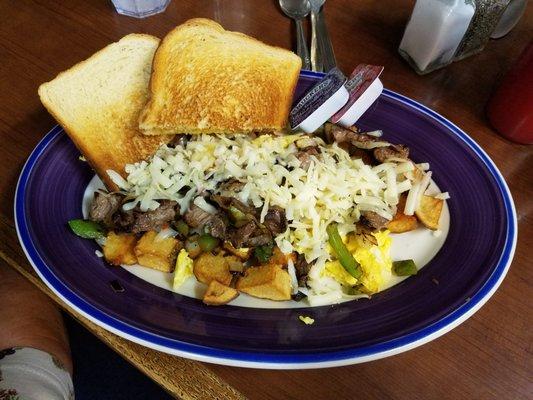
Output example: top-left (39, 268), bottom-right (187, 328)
top-left (174, 220), bottom-right (189, 237)
top-left (198, 234), bottom-right (220, 252)
top-left (326, 223), bottom-right (362, 279)
top-left (68, 219), bottom-right (105, 240)
top-left (392, 259), bottom-right (417, 276)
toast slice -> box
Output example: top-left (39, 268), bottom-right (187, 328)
top-left (38, 34), bottom-right (170, 190)
top-left (139, 18), bottom-right (302, 135)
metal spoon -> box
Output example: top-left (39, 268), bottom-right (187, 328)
top-left (279, 0), bottom-right (312, 70)
top-left (316, 1), bottom-right (337, 72)
top-left (309, 0), bottom-right (325, 71)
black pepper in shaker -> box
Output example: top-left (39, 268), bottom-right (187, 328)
top-left (454, 0), bottom-right (511, 61)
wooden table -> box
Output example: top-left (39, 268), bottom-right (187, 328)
top-left (1, 1), bottom-right (531, 398)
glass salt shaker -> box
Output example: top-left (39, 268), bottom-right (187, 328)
top-left (110, 0), bottom-right (171, 18)
top-left (454, 0), bottom-right (512, 61)
top-left (398, 0), bottom-right (476, 75)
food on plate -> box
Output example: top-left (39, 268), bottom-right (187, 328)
top-left (236, 264), bottom-right (292, 301)
top-left (138, 18), bottom-right (302, 136)
top-left (392, 259), bottom-right (418, 276)
top-left (193, 253), bottom-right (233, 286)
top-left (38, 34), bottom-right (171, 191)
top-left (134, 231), bottom-right (181, 272)
top-left (298, 315), bottom-right (315, 325)
top-left (203, 281), bottom-right (239, 306)
top-left (68, 123), bottom-right (447, 306)
top-left (415, 195), bottom-right (444, 230)
top-left (103, 232), bottom-right (137, 266)
top-left (68, 219), bottom-right (106, 239)
top-left (173, 249), bottom-right (194, 289)
top-left (386, 194), bottom-right (418, 233)
top-left (37, 22), bottom-right (447, 307)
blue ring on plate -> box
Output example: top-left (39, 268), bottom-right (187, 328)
top-left (15, 84), bottom-right (516, 365)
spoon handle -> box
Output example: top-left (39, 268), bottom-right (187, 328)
top-left (317, 9), bottom-right (336, 72)
top-left (295, 18), bottom-right (311, 70)
top-left (310, 11), bottom-right (322, 72)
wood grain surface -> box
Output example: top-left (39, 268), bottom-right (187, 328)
top-left (0, 1), bottom-right (531, 399)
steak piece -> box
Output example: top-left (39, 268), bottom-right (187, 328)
top-left (211, 195), bottom-right (256, 216)
top-left (130, 200), bottom-right (178, 233)
top-left (184, 203), bottom-right (213, 228)
top-left (294, 253), bottom-right (312, 287)
top-left (295, 146), bottom-right (320, 170)
top-left (326, 123), bottom-right (377, 146)
top-left (184, 202), bottom-right (228, 239)
top-left (229, 220), bottom-right (256, 248)
top-left (205, 213), bottom-right (228, 239)
top-left (263, 206), bottom-right (287, 235)
top-left (373, 144), bottom-right (409, 163)
top-left (360, 211), bottom-right (390, 230)
top-left (219, 179), bottom-right (245, 193)
top-left (89, 192), bottom-right (123, 227)
top-left (244, 232), bottom-right (272, 247)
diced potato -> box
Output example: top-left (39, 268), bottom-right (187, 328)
top-left (223, 242), bottom-right (251, 261)
top-left (134, 231), bottom-right (180, 272)
top-left (388, 213), bottom-right (418, 233)
top-left (226, 256), bottom-right (244, 273)
top-left (103, 232), bottom-right (138, 266)
top-left (203, 280), bottom-right (239, 305)
top-left (415, 195), bottom-right (444, 230)
top-left (266, 246), bottom-right (296, 268)
top-left (236, 265), bottom-right (291, 301)
top-left (388, 194), bottom-right (418, 233)
top-left (193, 253), bottom-right (233, 286)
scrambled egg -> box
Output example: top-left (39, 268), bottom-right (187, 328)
top-left (299, 315), bottom-right (315, 325)
top-left (173, 249), bottom-right (194, 290)
top-left (323, 231), bottom-right (392, 294)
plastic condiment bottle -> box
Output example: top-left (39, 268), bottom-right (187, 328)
top-left (398, 0), bottom-right (476, 74)
top-left (486, 42), bottom-right (533, 144)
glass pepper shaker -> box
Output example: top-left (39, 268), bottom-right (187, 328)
top-left (454, 0), bottom-right (512, 61)
top-left (398, 0), bottom-right (476, 75)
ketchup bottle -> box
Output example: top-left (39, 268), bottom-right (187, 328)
top-left (486, 41), bottom-right (533, 144)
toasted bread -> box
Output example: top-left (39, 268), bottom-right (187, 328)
top-left (38, 34), bottom-right (171, 190)
top-left (139, 18), bottom-right (302, 135)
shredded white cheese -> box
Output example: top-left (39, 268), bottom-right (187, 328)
top-left (435, 192), bottom-right (450, 200)
top-left (109, 133), bottom-right (432, 277)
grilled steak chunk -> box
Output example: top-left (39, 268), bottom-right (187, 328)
top-left (229, 220), bottom-right (256, 248)
top-left (263, 206), bottom-right (287, 235)
top-left (130, 200), bottom-right (178, 233)
top-left (244, 232), bottom-right (272, 247)
top-left (327, 123), bottom-right (377, 146)
top-left (184, 202), bottom-right (228, 238)
top-left (184, 203), bottom-right (213, 228)
top-left (373, 144), bottom-right (409, 163)
top-left (205, 213), bottom-right (228, 239)
top-left (360, 211), bottom-right (390, 230)
top-left (89, 192), bottom-right (123, 226)
top-left (218, 179), bottom-right (245, 193)
top-left (211, 195), bottom-right (255, 216)
top-left (294, 254), bottom-right (312, 287)
top-left (295, 146), bottom-right (320, 170)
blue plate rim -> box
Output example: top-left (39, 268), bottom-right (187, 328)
top-left (14, 78), bottom-right (517, 368)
